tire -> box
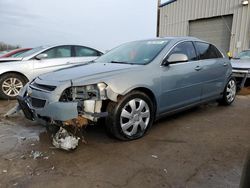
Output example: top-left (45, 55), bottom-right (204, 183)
top-left (46, 124), bottom-right (60, 134)
top-left (0, 73), bottom-right (27, 100)
top-left (105, 91), bottom-right (155, 140)
top-left (218, 77), bottom-right (237, 106)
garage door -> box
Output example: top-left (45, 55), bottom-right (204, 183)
top-left (189, 15), bottom-right (233, 53)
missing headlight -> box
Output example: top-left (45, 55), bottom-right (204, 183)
top-left (72, 86), bottom-right (99, 100)
top-left (59, 83), bottom-right (107, 102)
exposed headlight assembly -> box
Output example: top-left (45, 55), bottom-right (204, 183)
top-left (97, 82), bottom-right (108, 100)
top-left (60, 83), bottom-right (108, 102)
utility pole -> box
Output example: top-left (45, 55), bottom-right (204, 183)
top-left (156, 0), bottom-right (161, 37)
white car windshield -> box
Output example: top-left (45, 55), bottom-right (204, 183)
top-left (235, 50), bottom-right (250, 60)
top-left (96, 40), bottom-right (170, 65)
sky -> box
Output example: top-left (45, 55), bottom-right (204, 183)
top-left (0, 0), bottom-right (158, 51)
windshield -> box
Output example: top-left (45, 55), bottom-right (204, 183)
top-left (235, 50), bottom-right (250, 60)
top-left (11, 50), bottom-right (29, 57)
top-left (96, 40), bottom-right (170, 65)
top-left (15, 46), bottom-right (48, 58)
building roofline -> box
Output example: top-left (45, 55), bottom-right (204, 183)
top-left (159, 0), bottom-right (177, 8)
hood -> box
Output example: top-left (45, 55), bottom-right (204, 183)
top-left (0, 57), bottom-right (23, 63)
top-left (38, 62), bottom-right (140, 82)
top-left (231, 59), bottom-right (250, 69)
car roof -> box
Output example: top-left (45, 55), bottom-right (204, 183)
top-left (40, 44), bottom-right (101, 50)
top-left (135, 36), bottom-right (206, 43)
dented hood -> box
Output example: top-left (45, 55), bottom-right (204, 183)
top-left (231, 59), bottom-right (250, 69)
top-left (38, 62), bottom-right (140, 82)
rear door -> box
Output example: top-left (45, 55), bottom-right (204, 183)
top-left (33, 45), bottom-right (75, 77)
top-left (160, 41), bottom-right (202, 113)
top-left (70, 46), bottom-right (102, 64)
top-left (194, 42), bottom-right (228, 100)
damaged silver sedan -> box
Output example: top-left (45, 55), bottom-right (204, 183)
top-left (16, 37), bottom-right (236, 141)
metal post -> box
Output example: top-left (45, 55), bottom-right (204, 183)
top-left (156, 0), bottom-right (161, 37)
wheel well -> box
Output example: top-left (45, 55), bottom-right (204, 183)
top-left (0, 72), bottom-right (29, 82)
top-left (101, 87), bottom-right (158, 115)
top-left (131, 87), bottom-right (157, 113)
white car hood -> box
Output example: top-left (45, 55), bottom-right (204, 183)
top-left (0, 57), bottom-right (23, 62)
top-left (231, 59), bottom-right (250, 69)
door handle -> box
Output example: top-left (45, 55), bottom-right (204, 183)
top-left (195, 66), bottom-right (202, 71)
top-left (223, 62), bottom-right (228, 66)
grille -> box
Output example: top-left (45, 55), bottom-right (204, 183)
top-left (31, 97), bottom-right (46, 108)
top-left (31, 82), bottom-right (56, 91)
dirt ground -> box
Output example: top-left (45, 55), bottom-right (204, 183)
top-left (0, 94), bottom-right (249, 188)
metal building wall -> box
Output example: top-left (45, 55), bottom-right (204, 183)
top-left (159, 0), bottom-right (250, 55)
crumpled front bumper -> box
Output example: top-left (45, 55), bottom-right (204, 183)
top-left (17, 96), bottom-right (35, 121)
top-left (17, 95), bottom-right (79, 122)
top-left (17, 84), bottom-right (108, 125)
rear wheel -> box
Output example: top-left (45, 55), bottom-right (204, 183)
top-left (218, 78), bottom-right (237, 105)
top-left (0, 73), bottom-right (27, 100)
top-left (105, 91), bottom-right (154, 140)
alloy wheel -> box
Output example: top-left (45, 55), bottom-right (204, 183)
top-left (2, 77), bottom-right (23, 97)
top-left (226, 80), bottom-right (236, 103)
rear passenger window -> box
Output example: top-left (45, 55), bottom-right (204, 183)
top-left (75, 46), bottom-right (100, 57)
top-left (195, 42), bottom-right (223, 60)
top-left (168, 41), bottom-right (197, 61)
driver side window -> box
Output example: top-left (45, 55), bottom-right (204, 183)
top-left (168, 41), bottom-right (197, 62)
top-left (43, 46), bottom-right (72, 59)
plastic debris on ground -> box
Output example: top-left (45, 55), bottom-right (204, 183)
top-left (4, 105), bottom-right (21, 118)
top-left (151, 155), bottom-right (158, 159)
top-left (52, 127), bottom-right (80, 151)
top-left (163, 169), bottom-right (168, 174)
top-left (30, 151), bottom-right (43, 159)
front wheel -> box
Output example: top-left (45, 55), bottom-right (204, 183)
top-left (0, 73), bottom-right (27, 100)
top-left (218, 78), bottom-right (237, 105)
top-left (105, 91), bottom-right (155, 140)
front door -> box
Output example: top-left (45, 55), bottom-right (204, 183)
top-left (160, 41), bottom-right (202, 113)
top-left (33, 45), bottom-right (75, 78)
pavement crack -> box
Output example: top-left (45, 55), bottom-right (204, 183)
top-left (185, 159), bottom-right (211, 184)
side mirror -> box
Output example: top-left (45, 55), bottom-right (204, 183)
top-left (36, 53), bottom-right (48, 60)
top-left (98, 52), bottom-right (103, 56)
top-left (163, 53), bottom-right (188, 66)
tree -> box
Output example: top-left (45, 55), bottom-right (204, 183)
top-left (0, 42), bottom-right (20, 51)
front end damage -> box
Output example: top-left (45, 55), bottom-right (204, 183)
top-left (15, 79), bottom-right (119, 150)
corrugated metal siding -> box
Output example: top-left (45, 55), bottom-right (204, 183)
top-left (159, 0), bottom-right (250, 55)
top-left (189, 15), bottom-right (233, 53)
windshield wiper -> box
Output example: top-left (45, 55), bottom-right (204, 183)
top-left (110, 61), bottom-right (136, 65)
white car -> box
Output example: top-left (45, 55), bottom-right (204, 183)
top-left (0, 45), bottom-right (103, 99)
